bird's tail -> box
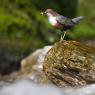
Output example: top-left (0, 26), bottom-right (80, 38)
top-left (72, 16), bottom-right (84, 24)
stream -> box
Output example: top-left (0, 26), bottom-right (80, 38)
top-left (0, 79), bottom-right (95, 95)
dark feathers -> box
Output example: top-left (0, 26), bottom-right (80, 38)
top-left (56, 15), bottom-right (83, 29)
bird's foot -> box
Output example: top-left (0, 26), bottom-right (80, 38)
top-left (60, 31), bottom-right (66, 41)
top-left (60, 36), bottom-right (64, 41)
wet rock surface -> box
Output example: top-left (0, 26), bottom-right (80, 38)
top-left (43, 40), bottom-right (95, 87)
top-left (20, 46), bottom-right (52, 83)
top-left (21, 46), bottom-right (52, 74)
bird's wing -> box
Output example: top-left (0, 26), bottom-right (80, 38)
top-left (56, 16), bottom-right (74, 26)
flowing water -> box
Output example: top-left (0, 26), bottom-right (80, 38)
top-left (0, 79), bottom-right (95, 95)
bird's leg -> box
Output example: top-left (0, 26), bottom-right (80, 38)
top-left (60, 31), bottom-right (66, 41)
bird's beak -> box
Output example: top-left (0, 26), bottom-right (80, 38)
top-left (40, 12), bottom-right (46, 15)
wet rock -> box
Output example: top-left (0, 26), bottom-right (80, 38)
top-left (43, 40), bottom-right (95, 87)
top-left (21, 46), bottom-right (52, 73)
top-left (21, 46), bottom-right (52, 83)
top-left (80, 39), bottom-right (95, 47)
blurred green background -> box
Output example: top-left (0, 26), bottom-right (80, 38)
top-left (0, 0), bottom-right (95, 52)
top-left (0, 0), bottom-right (95, 75)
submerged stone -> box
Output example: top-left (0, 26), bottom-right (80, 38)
top-left (43, 40), bottom-right (95, 87)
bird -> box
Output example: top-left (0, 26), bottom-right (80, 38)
top-left (41, 9), bottom-right (83, 40)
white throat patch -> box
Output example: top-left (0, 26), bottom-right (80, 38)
top-left (48, 16), bottom-right (57, 26)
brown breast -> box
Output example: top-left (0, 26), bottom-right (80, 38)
top-left (53, 22), bottom-right (63, 30)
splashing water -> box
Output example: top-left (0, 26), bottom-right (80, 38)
top-left (0, 79), bottom-right (95, 95)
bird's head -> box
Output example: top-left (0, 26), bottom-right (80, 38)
top-left (41, 9), bottom-right (58, 17)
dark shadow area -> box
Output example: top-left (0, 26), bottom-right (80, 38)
top-left (54, 0), bottom-right (78, 17)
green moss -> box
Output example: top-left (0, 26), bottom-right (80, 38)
top-left (44, 40), bottom-right (95, 87)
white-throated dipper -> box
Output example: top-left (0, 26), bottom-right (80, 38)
top-left (41, 9), bottom-right (83, 40)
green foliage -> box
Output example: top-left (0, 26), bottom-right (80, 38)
top-left (69, 0), bottom-right (95, 39)
top-left (0, 0), bottom-right (50, 52)
top-left (0, 0), bottom-right (95, 53)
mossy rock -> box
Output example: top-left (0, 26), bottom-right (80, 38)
top-left (43, 40), bottom-right (95, 87)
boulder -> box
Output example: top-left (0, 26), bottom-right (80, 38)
top-left (21, 46), bottom-right (52, 83)
top-left (43, 40), bottom-right (95, 87)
